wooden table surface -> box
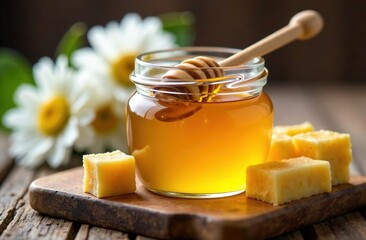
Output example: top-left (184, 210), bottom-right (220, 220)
top-left (1, 85), bottom-right (366, 240)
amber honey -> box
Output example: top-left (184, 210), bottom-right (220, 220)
top-left (127, 47), bottom-right (273, 198)
top-left (127, 92), bottom-right (273, 197)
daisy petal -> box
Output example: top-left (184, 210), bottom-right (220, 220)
top-left (72, 48), bottom-right (109, 73)
top-left (88, 26), bottom-right (118, 61)
top-left (74, 126), bottom-right (95, 151)
top-left (9, 131), bottom-right (38, 159)
top-left (120, 13), bottom-right (142, 33)
top-left (71, 91), bottom-right (89, 113)
top-left (48, 138), bottom-right (72, 168)
top-left (75, 108), bottom-right (95, 126)
top-left (23, 137), bottom-right (53, 168)
top-left (13, 84), bottom-right (40, 109)
top-left (60, 117), bottom-right (79, 147)
top-left (3, 108), bottom-right (36, 130)
top-left (12, 133), bottom-right (51, 168)
top-left (33, 57), bottom-right (55, 96)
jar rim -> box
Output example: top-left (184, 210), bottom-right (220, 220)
top-left (135, 46), bottom-right (265, 70)
top-left (130, 46), bottom-right (268, 102)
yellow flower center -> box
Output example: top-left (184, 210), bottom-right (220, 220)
top-left (92, 104), bottom-right (119, 134)
top-left (38, 95), bottom-right (70, 136)
top-left (111, 53), bottom-right (136, 87)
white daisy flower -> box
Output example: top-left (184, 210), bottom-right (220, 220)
top-left (74, 79), bottom-right (128, 154)
top-left (2, 56), bottom-right (94, 168)
top-left (71, 13), bottom-right (176, 153)
top-left (72, 13), bottom-right (177, 101)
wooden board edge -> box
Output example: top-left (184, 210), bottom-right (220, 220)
top-left (221, 182), bottom-right (366, 239)
top-left (29, 180), bottom-right (199, 239)
top-left (28, 169), bottom-right (366, 240)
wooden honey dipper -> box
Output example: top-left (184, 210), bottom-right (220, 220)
top-left (155, 10), bottom-right (323, 121)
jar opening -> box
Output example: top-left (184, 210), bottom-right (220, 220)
top-left (130, 47), bottom-right (268, 103)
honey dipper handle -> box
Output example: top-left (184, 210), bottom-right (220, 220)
top-left (219, 10), bottom-right (324, 67)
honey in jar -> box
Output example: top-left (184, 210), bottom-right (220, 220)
top-left (127, 47), bottom-right (273, 198)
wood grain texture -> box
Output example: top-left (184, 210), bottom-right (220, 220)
top-left (311, 212), bottom-right (366, 239)
top-left (74, 224), bottom-right (130, 240)
top-left (0, 166), bottom-right (78, 239)
top-left (272, 231), bottom-right (304, 240)
top-left (136, 236), bottom-right (158, 240)
top-left (1, 195), bottom-right (77, 240)
top-left (0, 133), bottom-right (13, 183)
top-left (29, 167), bottom-right (366, 240)
top-left (0, 167), bottom-right (34, 234)
top-left (74, 224), bottom-right (89, 240)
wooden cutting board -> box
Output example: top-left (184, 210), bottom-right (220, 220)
top-left (29, 167), bottom-right (366, 240)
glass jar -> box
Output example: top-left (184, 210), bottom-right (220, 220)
top-left (127, 47), bottom-right (273, 198)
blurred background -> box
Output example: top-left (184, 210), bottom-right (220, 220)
top-left (0, 0), bottom-right (365, 85)
top-left (0, 0), bottom-right (366, 172)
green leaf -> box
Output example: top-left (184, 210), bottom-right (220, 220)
top-left (0, 48), bottom-right (33, 131)
top-left (159, 12), bottom-right (195, 46)
top-left (55, 22), bottom-right (87, 64)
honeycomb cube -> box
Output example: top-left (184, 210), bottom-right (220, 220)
top-left (267, 133), bottom-right (298, 162)
top-left (246, 157), bottom-right (331, 205)
top-left (293, 130), bottom-right (352, 185)
top-left (273, 122), bottom-right (314, 136)
top-left (83, 150), bottom-right (136, 198)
